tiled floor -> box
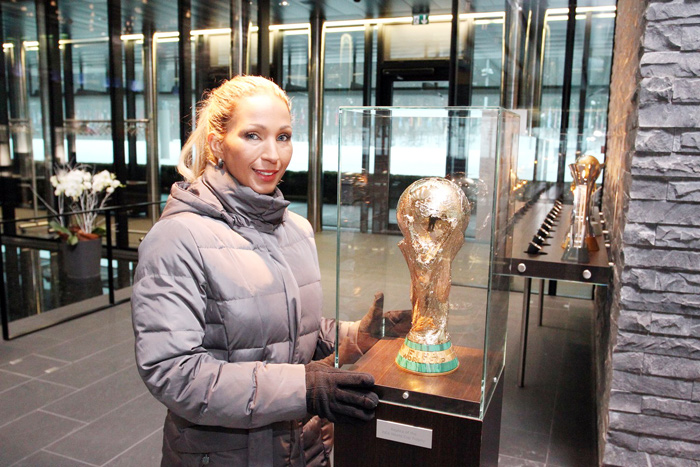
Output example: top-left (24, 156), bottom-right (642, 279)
top-left (0, 233), bottom-right (597, 466)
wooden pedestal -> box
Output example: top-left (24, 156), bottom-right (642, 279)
top-left (334, 338), bottom-right (503, 467)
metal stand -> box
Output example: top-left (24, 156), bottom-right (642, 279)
top-left (517, 277), bottom-right (531, 388)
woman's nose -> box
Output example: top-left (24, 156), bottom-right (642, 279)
top-left (260, 138), bottom-right (280, 163)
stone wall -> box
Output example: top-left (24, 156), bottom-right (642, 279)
top-left (600, 0), bottom-right (700, 464)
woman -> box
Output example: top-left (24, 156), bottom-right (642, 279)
top-left (131, 75), bottom-right (379, 466)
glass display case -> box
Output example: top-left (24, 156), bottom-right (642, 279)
top-left (334, 107), bottom-right (519, 466)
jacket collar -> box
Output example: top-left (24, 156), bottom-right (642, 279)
top-left (164, 162), bottom-right (290, 233)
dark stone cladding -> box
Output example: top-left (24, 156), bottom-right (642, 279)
top-left (600, 0), bottom-right (700, 464)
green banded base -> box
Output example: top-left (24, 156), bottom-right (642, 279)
top-left (395, 337), bottom-right (459, 376)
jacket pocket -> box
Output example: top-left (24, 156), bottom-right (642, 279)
top-left (166, 412), bottom-right (248, 454)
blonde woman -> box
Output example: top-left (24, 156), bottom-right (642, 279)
top-left (132, 76), bottom-right (381, 466)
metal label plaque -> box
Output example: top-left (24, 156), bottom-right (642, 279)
top-left (376, 419), bottom-right (433, 449)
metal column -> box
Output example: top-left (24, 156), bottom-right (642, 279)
top-left (35, 0), bottom-right (64, 205)
top-left (230, 0), bottom-right (250, 76)
top-left (0, 4), bottom-right (10, 169)
top-left (7, 39), bottom-right (35, 209)
top-left (556, 0), bottom-right (578, 183)
top-left (257, 0), bottom-right (270, 77)
top-left (502, 0), bottom-right (524, 109)
top-left (143, 22), bottom-right (160, 225)
top-left (576, 12), bottom-right (593, 156)
top-left (518, 277), bottom-right (532, 387)
top-left (307, 11), bottom-right (324, 232)
top-left (359, 25), bottom-right (373, 233)
top-left (63, 41), bottom-right (77, 166)
top-left (107, 0), bottom-right (129, 248)
top-left (125, 40), bottom-right (138, 179)
top-left (178, 0), bottom-right (193, 144)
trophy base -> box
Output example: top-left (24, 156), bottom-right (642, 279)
top-left (585, 235), bottom-right (599, 252)
top-left (395, 337), bottom-right (459, 376)
top-left (562, 245), bottom-right (590, 263)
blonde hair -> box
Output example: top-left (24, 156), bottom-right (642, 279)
top-left (177, 75), bottom-right (291, 182)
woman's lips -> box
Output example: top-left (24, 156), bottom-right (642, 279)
top-left (253, 169), bottom-right (278, 182)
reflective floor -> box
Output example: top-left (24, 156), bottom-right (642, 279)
top-left (0, 231), bottom-right (596, 466)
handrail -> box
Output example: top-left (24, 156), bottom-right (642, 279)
top-left (0, 200), bottom-right (163, 227)
top-left (1, 199), bottom-right (165, 340)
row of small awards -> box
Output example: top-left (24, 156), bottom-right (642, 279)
top-left (526, 199), bottom-right (563, 255)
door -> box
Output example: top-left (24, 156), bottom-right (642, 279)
top-left (370, 62), bottom-right (450, 233)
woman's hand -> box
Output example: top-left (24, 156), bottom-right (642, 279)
top-left (357, 292), bottom-right (413, 353)
top-left (304, 361), bottom-right (378, 424)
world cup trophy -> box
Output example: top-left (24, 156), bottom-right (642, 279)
top-left (395, 177), bottom-right (470, 375)
top-left (562, 155), bottom-right (602, 263)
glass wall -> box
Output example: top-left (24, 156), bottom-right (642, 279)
top-left (0, 1), bottom-right (617, 222)
top-left (532, 5), bottom-right (616, 182)
top-left (0, 0), bottom-right (620, 334)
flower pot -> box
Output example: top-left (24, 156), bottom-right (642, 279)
top-left (58, 237), bottom-right (103, 280)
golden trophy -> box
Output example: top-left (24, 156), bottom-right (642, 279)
top-left (562, 155), bottom-right (602, 263)
top-left (395, 177), bottom-right (470, 375)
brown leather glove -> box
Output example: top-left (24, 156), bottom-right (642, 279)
top-left (383, 308), bottom-right (413, 337)
top-left (357, 292), bottom-right (385, 354)
top-left (358, 293), bottom-right (413, 352)
top-left (305, 361), bottom-right (378, 424)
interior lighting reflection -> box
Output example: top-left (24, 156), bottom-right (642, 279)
top-left (546, 14), bottom-right (616, 21)
top-left (121, 34), bottom-right (144, 41)
top-left (545, 5), bottom-right (617, 22)
top-left (269, 23), bottom-right (310, 31)
top-left (327, 11), bottom-right (503, 29)
top-left (20, 10), bottom-right (510, 51)
top-left (326, 26), bottom-right (366, 33)
top-left (547, 5), bottom-right (617, 15)
top-left (154, 31), bottom-right (179, 39)
top-left (191, 28), bottom-right (235, 36)
top-left (474, 19), bottom-right (505, 25)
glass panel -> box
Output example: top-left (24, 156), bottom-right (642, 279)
top-left (2, 0), bottom-right (42, 210)
top-left (383, 22), bottom-right (451, 60)
top-left (391, 80), bottom-right (448, 107)
top-left (0, 205), bottom-right (142, 339)
top-left (483, 109), bottom-right (518, 413)
top-left (57, 0), bottom-right (111, 167)
top-left (336, 107), bottom-right (517, 418)
top-left (472, 22), bottom-right (504, 107)
top-left (321, 26), bottom-right (374, 228)
top-left (534, 4), bottom-right (616, 182)
top-left (280, 29), bottom-right (309, 220)
top-left (155, 38), bottom-right (180, 167)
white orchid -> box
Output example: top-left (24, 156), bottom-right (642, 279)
top-left (48, 164), bottom-right (123, 244)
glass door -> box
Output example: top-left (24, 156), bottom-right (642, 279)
top-left (372, 66), bottom-right (449, 234)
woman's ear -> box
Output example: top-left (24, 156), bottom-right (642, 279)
top-left (207, 133), bottom-right (222, 157)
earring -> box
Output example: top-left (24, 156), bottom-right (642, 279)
top-left (217, 158), bottom-right (224, 169)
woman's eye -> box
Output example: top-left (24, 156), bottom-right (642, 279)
top-left (245, 133), bottom-right (260, 140)
top-left (278, 134), bottom-right (291, 142)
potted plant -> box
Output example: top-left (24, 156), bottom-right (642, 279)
top-left (47, 164), bottom-right (122, 280)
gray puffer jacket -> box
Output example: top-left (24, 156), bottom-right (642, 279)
top-left (132, 163), bottom-right (346, 466)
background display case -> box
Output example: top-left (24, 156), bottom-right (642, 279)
top-left (333, 107), bottom-right (520, 466)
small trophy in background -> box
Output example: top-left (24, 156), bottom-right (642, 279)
top-left (395, 177), bottom-right (470, 376)
top-left (562, 155), bottom-right (602, 263)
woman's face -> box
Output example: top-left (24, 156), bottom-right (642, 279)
top-left (210, 93), bottom-right (292, 195)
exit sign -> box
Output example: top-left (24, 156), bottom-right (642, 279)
top-left (412, 14), bottom-right (429, 25)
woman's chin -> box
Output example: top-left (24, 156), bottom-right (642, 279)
top-left (248, 180), bottom-right (280, 195)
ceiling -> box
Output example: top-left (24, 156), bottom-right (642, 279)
top-left (0, 0), bottom-right (615, 41)
top-left (0, 0), bottom-right (615, 72)
top-left (1, 0), bottom-right (514, 41)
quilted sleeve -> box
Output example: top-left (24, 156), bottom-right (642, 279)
top-left (131, 217), bottom-right (307, 429)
